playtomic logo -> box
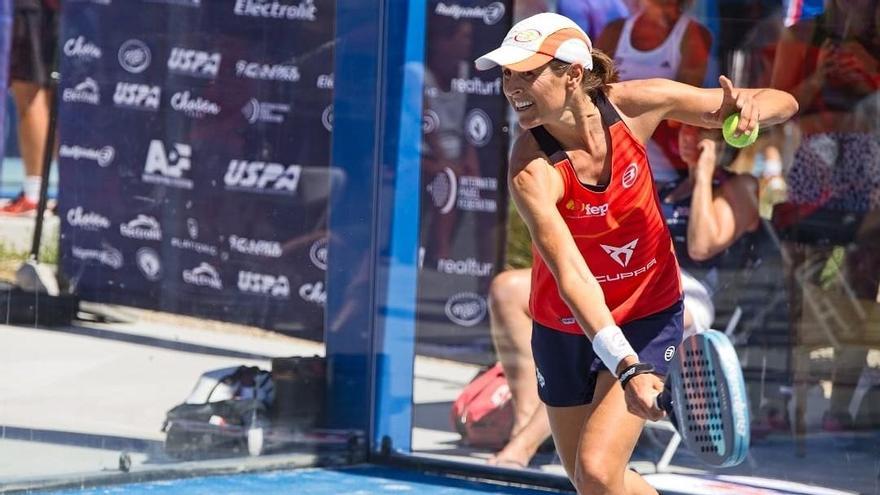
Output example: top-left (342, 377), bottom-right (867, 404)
top-left (118, 39), bottom-right (151, 74)
top-left (59, 145), bottom-right (115, 167)
top-left (444, 292), bottom-right (488, 327)
top-left (224, 160), bottom-right (302, 195)
top-left (167, 47), bottom-right (221, 78)
top-left (143, 141), bottom-right (193, 189)
top-left (233, 0), bottom-right (317, 21)
top-left (114, 83), bottom-right (161, 111)
top-left (238, 271), bottom-right (290, 298)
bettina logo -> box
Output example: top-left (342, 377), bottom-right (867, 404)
top-left (118, 39), bottom-right (151, 74)
top-left (235, 60), bottom-right (300, 82)
top-left (71, 244), bottom-right (123, 269)
top-left (120, 214), bottom-right (162, 241)
top-left (170, 91), bottom-right (220, 118)
top-left (63, 36), bottom-right (102, 59)
top-left (465, 108), bottom-right (492, 147)
top-left (167, 47), bottom-right (221, 78)
top-left (59, 145), bottom-right (115, 167)
top-left (182, 262), bottom-right (222, 289)
top-left (233, 0), bottom-right (318, 21)
top-left (427, 167), bottom-right (456, 214)
top-left (66, 207), bottom-right (110, 230)
top-left (600, 238), bottom-right (638, 268)
top-left (309, 238), bottom-right (327, 271)
top-left (321, 105), bottom-right (333, 132)
top-left (238, 271), bottom-right (290, 298)
top-left (242, 99), bottom-right (290, 124)
top-left (224, 160), bottom-right (302, 195)
top-left (622, 162), bottom-right (638, 189)
top-left (62, 78), bottom-right (100, 105)
top-left (229, 235), bottom-right (282, 258)
top-left (299, 281), bottom-right (326, 306)
top-left (434, 2), bottom-right (505, 25)
top-left (445, 292), bottom-right (487, 327)
top-left (136, 247), bottom-right (162, 281)
top-left (114, 83), bottom-right (161, 110)
top-left (143, 140), bottom-right (193, 189)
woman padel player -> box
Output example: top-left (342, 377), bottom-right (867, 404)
top-left (475, 12), bottom-right (796, 494)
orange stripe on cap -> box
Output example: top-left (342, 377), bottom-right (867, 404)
top-left (540, 28), bottom-right (590, 58)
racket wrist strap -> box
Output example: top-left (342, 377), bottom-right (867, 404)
top-left (619, 362), bottom-right (656, 389)
top-left (592, 325), bottom-right (636, 377)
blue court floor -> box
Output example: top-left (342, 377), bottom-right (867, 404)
top-left (43, 466), bottom-right (560, 495)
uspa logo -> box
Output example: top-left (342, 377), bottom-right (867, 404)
top-left (136, 247), bottom-right (162, 281)
top-left (224, 160), bottom-right (302, 195)
top-left (71, 244), bottom-right (123, 269)
top-left (229, 235), bottom-right (282, 258)
top-left (444, 292), bottom-right (488, 327)
top-left (309, 238), bottom-right (327, 270)
top-left (622, 162), bottom-right (639, 189)
top-left (238, 271), bottom-right (290, 298)
top-left (118, 39), bottom-right (151, 74)
top-left (422, 109), bottom-right (439, 134)
top-left (298, 281), bottom-right (326, 306)
top-left (143, 140), bottom-right (192, 189)
top-left (316, 73), bottom-right (333, 89)
top-left (167, 47), bottom-right (221, 78)
top-left (120, 214), bottom-right (162, 241)
top-left (59, 145), bottom-right (115, 167)
top-left (182, 262), bottom-right (223, 289)
top-left (233, 0), bottom-right (318, 21)
top-left (62, 78), bottom-right (100, 105)
top-left (170, 91), bottom-right (221, 118)
top-left (114, 82), bottom-right (161, 111)
top-left (66, 207), bottom-right (110, 230)
top-left (434, 2), bottom-right (505, 25)
top-left (321, 105), bottom-right (333, 132)
top-left (465, 108), bottom-right (492, 147)
top-left (242, 99), bottom-right (290, 124)
top-left (63, 36), bottom-right (102, 59)
top-left (235, 60), bottom-right (300, 82)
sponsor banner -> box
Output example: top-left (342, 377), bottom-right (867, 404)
top-left (415, 0), bottom-right (511, 361)
top-left (56, 1), bottom-right (335, 340)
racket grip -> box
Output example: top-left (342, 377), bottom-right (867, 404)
top-left (656, 390), bottom-right (672, 413)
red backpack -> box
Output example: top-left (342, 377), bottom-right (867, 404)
top-left (450, 363), bottom-right (514, 448)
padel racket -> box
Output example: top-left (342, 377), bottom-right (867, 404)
top-left (656, 329), bottom-right (750, 467)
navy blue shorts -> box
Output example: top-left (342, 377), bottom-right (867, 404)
top-left (531, 301), bottom-right (684, 407)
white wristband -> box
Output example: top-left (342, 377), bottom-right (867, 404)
top-left (592, 325), bottom-right (636, 377)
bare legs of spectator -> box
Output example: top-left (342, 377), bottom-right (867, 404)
top-left (3, 81), bottom-right (51, 214)
top-left (487, 269), bottom-right (552, 468)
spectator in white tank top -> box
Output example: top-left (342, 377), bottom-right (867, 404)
top-left (596, 0), bottom-right (712, 183)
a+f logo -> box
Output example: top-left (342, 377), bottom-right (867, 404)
top-left (600, 238), bottom-right (638, 267)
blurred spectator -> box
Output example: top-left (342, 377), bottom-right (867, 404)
top-left (771, 0), bottom-right (880, 432)
top-left (596, 0), bottom-right (712, 184)
top-left (557, 0), bottom-right (633, 40)
top-left (2, 0), bottom-right (58, 215)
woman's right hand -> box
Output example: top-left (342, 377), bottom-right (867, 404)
top-left (622, 373), bottom-right (666, 422)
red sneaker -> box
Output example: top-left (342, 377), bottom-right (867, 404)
top-left (0, 193), bottom-right (38, 216)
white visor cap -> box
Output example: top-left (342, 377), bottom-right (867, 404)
top-left (475, 12), bottom-right (593, 72)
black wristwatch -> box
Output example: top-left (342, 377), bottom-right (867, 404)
top-left (619, 362), bottom-right (656, 390)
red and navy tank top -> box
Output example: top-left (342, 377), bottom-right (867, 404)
top-left (528, 91), bottom-right (682, 334)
